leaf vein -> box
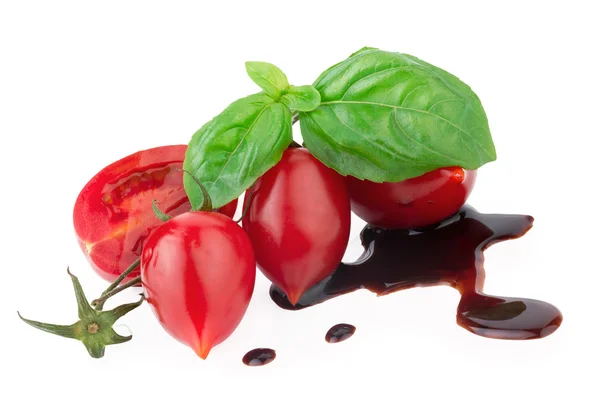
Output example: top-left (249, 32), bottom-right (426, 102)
top-left (426, 98), bottom-right (464, 112)
top-left (399, 83), bottom-right (431, 107)
top-left (340, 66), bottom-right (420, 100)
top-left (302, 112), bottom-right (389, 175)
top-left (327, 104), bottom-right (426, 166)
top-left (393, 108), bottom-right (465, 165)
top-left (321, 100), bottom-right (494, 160)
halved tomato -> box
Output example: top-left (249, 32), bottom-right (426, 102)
top-left (73, 145), bottom-right (238, 283)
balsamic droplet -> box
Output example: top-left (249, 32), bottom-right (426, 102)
top-left (242, 348), bottom-right (276, 366)
top-left (326, 323), bottom-right (356, 343)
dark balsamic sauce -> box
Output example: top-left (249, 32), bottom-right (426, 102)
top-left (326, 323), bottom-right (356, 343)
top-left (270, 205), bottom-right (563, 340)
top-left (242, 348), bottom-right (276, 366)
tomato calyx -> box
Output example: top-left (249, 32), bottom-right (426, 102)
top-left (18, 268), bottom-right (144, 358)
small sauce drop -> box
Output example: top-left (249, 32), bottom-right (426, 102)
top-left (270, 205), bottom-right (563, 340)
top-left (326, 324), bottom-right (356, 343)
top-left (242, 348), bottom-right (276, 366)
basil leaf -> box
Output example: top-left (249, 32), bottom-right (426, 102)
top-left (280, 85), bottom-right (321, 112)
top-left (300, 47), bottom-right (496, 183)
top-left (183, 93), bottom-right (292, 209)
top-left (245, 61), bottom-right (290, 100)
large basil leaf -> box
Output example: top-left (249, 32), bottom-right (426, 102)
top-left (183, 93), bottom-right (292, 209)
top-left (299, 47), bottom-right (496, 182)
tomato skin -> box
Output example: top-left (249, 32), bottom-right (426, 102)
top-left (141, 211), bottom-right (255, 359)
top-left (345, 167), bottom-right (477, 229)
top-left (218, 200), bottom-right (238, 219)
top-left (242, 148), bottom-right (351, 305)
top-left (73, 145), bottom-right (238, 283)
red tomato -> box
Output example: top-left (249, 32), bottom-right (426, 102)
top-left (73, 145), bottom-right (238, 283)
top-left (346, 167), bottom-right (477, 229)
top-left (242, 148), bottom-right (351, 305)
top-left (141, 211), bottom-right (256, 359)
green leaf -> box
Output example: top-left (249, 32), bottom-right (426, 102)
top-left (280, 85), bottom-right (321, 112)
top-left (300, 47), bottom-right (496, 182)
top-left (245, 61), bottom-right (290, 100)
top-left (183, 93), bottom-right (292, 209)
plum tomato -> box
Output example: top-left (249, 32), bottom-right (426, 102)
top-left (345, 167), bottom-right (477, 229)
top-left (73, 145), bottom-right (238, 283)
top-left (242, 148), bottom-right (351, 305)
top-left (141, 211), bottom-right (256, 359)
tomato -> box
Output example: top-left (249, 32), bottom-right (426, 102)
top-left (140, 211), bottom-right (255, 359)
top-left (73, 145), bottom-right (238, 283)
top-left (242, 148), bottom-right (351, 305)
top-left (345, 167), bottom-right (477, 229)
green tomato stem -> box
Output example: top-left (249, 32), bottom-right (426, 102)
top-left (234, 183), bottom-right (256, 224)
top-left (95, 258), bottom-right (141, 310)
top-left (92, 276), bottom-right (142, 310)
top-left (180, 169), bottom-right (213, 212)
top-left (151, 199), bottom-right (172, 222)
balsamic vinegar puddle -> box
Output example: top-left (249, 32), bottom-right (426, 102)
top-left (270, 205), bottom-right (563, 341)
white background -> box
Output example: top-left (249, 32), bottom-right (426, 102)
top-left (1, 1), bottom-right (598, 399)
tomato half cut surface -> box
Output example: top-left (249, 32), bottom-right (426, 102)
top-left (73, 145), bottom-right (238, 283)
